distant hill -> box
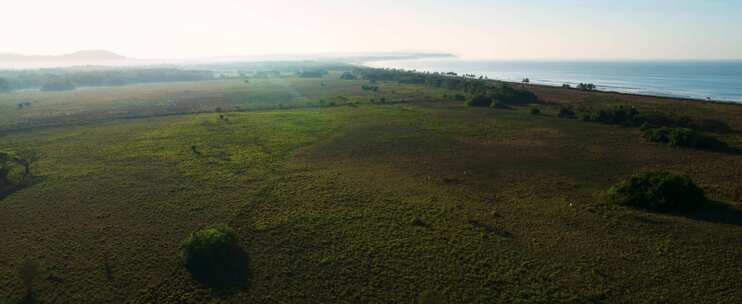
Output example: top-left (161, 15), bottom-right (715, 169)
top-left (0, 50), bottom-right (127, 63)
top-left (0, 50), bottom-right (456, 69)
top-left (0, 50), bottom-right (130, 69)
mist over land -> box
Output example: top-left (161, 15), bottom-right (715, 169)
top-left (0, 50), bottom-right (456, 69)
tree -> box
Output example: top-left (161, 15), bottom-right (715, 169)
top-left (14, 149), bottom-right (40, 179)
top-left (578, 83), bottom-right (596, 91)
top-left (521, 77), bottom-right (530, 86)
top-left (181, 224), bottom-right (247, 287)
top-left (0, 151), bottom-right (14, 187)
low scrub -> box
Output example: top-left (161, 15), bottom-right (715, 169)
top-left (466, 86), bottom-right (538, 107)
top-left (608, 171), bottom-right (706, 211)
top-left (580, 107), bottom-right (732, 134)
top-left (181, 224), bottom-right (247, 287)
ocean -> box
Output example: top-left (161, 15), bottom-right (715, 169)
top-left (364, 59), bottom-right (742, 103)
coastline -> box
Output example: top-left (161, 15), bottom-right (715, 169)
top-left (361, 59), bottom-right (742, 104)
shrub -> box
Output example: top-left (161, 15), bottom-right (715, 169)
top-left (608, 171), bottom-right (706, 211)
top-left (586, 106), bottom-right (639, 125)
top-left (642, 127), bottom-right (726, 150)
top-left (530, 107), bottom-right (541, 115)
top-left (181, 224), bottom-right (247, 287)
top-left (557, 107), bottom-right (576, 119)
top-left (466, 95), bottom-right (492, 107)
top-left (452, 94), bottom-right (466, 101)
top-left (491, 85), bottom-right (538, 105)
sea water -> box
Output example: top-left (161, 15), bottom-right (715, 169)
top-left (365, 59), bottom-right (742, 103)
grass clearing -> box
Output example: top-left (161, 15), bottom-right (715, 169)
top-left (0, 76), bottom-right (741, 303)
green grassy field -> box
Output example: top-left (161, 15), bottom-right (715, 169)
top-left (1, 75), bottom-right (741, 303)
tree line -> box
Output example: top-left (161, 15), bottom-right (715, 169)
top-left (0, 68), bottom-right (214, 92)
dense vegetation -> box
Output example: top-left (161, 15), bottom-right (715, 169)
top-left (356, 68), bottom-right (489, 94)
top-left (558, 105), bottom-right (732, 151)
top-left (464, 85), bottom-right (539, 108)
top-left (578, 105), bottom-right (732, 133)
top-left (608, 171), bottom-right (707, 211)
top-left (0, 68), bottom-right (214, 91)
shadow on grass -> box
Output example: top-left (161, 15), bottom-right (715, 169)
top-left (720, 146), bottom-right (742, 156)
top-left (1, 293), bottom-right (40, 304)
top-left (683, 200), bottom-right (742, 226)
top-left (0, 176), bottom-right (45, 201)
top-left (188, 246), bottom-right (250, 293)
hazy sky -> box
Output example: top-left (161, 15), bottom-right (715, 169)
top-left (2, 0), bottom-right (741, 60)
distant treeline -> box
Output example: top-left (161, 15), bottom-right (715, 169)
top-left (353, 68), bottom-right (490, 94)
top-left (0, 68), bottom-right (214, 91)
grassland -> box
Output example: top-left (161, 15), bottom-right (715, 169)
top-left (1, 74), bottom-right (741, 303)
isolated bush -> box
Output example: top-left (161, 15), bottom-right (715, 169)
top-left (608, 171), bottom-right (706, 211)
top-left (557, 107), bottom-right (576, 119)
top-left (466, 95), bottom-right (492, 107)
top-left (181, 224), bottom-right (247, 287)
top-left (530, 107), bottom-right (541, 115)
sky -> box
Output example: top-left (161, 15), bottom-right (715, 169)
top-left (1, 0), bottom-right (741, 60)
